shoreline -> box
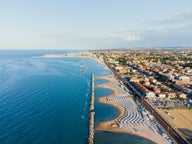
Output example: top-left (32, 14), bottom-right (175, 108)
top-left (96, 76), bottom-right (125, 120)
top-left (96, 76), bottom-right (157, 144)
top-left (34, 52), bottom-right (109, 70)
top-left (37, 52), bottom-right (173, 143)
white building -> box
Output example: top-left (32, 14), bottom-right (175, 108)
top-left (178, 75), bottom-right (190, 82)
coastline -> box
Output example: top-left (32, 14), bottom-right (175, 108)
top-left (34, 52), bottom-right (109, 70)
top-left (36, 52), bottom-right (173, 144)
top-left (96, 76), bottom-right (156, 144)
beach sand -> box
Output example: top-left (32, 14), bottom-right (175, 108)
top-left (96, 76), bottom-right (135, 134)
top-left (96, 75), bottom-right (173, 144)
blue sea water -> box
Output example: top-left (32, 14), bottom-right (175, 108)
top-left (0, 50), bottom-right (153, 144)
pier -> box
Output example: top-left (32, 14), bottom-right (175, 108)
top-left (88, 74), bottom-right (95, 144)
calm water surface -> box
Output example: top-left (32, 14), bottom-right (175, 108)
top-left (0, 50), bottom-right (153, 144)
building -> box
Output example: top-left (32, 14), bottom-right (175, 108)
top-left (177, 75), bottom-right (190, 83)
top-left (149, 77), bottom-right (157, 84)
top-left (173, 84), bottom-right (191, 94)
top-left (153, 87), bottom-right (161, 94)
top-left (146, 91), bottom-right (156, 99)
top-left (144, 80), bottom-right (150, 86)
top-left (167, 92), bottom-right (176, 99)
top-left (176, 92), bottom-right (187, 99)
top-left (115, 66), bottom-right (123, 72)
top-left (157, 92), bottom-right (166, 98)
top-left (130, 77), bottom-right (140, 82)
top-left (134, 82), bottom-right (155, 98)
top-left (160, 73), bottom-right (174, 81)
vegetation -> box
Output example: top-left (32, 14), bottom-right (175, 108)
top-left (117, 57), bottom-right (127, 66)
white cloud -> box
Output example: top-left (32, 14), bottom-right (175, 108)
top-left (112, 32), bottom-right (142, 41)
top-left (123, 34), bottom-right (141, 41)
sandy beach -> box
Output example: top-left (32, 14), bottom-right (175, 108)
top-left (96, 76), bottom-right (125, 131)
top-left (96, 75), bottom-right (174, 144)
top-left (96, 76), bottom-right (132, 131)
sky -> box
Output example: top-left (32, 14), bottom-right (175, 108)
top-left (0, 0), bottom-right (192, 50)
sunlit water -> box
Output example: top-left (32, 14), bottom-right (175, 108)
top-left (0, 50), bottom-right (153, 144)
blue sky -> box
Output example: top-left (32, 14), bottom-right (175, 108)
top-left (0, 0), bottom-right (192, 50)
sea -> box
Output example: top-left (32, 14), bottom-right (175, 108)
top-left (0, 50), bottom-right (153, 144)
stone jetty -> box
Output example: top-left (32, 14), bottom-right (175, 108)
top-left (88, 74), bottom-right (95, 144)
top-left (90, 74), bottom-right (94, 111)
top-left (88, 112), bottom-right (95, 144)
